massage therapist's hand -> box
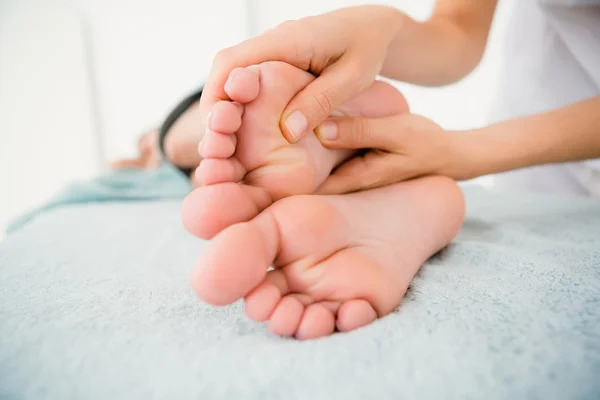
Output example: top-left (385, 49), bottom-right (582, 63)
top-left (317, 95), bottom-right (600, 194)
top-left (200, 5), bottom-right (405, 142)
top-left (315, 113), bottom-right (472, 194)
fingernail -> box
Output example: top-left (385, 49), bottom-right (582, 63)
top-left (285, 111), bottom-right (307, 141)
top-left (198, 139), bottom-right (204, 155)
top-left (316, 121), bottom-right (338, 141)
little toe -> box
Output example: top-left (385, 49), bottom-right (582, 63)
top-left (195, 158), bottom-right (245, 186)
top-left (224, 66), bottom-right (260, 104)
top-left (268, 296), bottom-right (304, 337)
top-left (295, 303), bottom-right (336, 340)
top-left (199, 131), bottom-right (236, 159)
top-left (336, 299), bottom-right (378, 333)
top-left (208, 101), bottom-right (243, 134)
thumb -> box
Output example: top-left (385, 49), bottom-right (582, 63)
top-left (316, 114), bottom-right (403, 150)
top-left (280, 58), bottom-right (372, 143)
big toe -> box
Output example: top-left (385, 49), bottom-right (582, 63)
top-left (181, 183), bottom-right (271, 239)
top-left (224, 66), bottom-right (260, 104)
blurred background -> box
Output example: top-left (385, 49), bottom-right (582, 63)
top-left (0, 0), bottom-right (514, 238)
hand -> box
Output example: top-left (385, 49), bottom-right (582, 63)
top-left (200, 5), bottom-right (406, 142)
top-left (111, 129), bottom-right (161, 170)
top-left (315, 113), bottom-right (471, 194)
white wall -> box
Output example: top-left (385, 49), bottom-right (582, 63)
top-left (70, 0), bottom-right (250, 162)
top-left (0, 0), bottom-right (249, 237)
top-left (0, 1), bottom-right (99, 239)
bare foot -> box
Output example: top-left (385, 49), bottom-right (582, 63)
top-left (192, 176), bottom-right (465, 339)
top-left (181, 61), bottom-right (408, 239)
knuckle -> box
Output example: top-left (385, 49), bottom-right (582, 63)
top-left (275, 19), bottom-right (297, 29)
top-left (212, 47), bottom-right (234, 68)
top-left (351, 118), bottom-right (370, 144)
top-left (310, 90), bottom-right (335, 119)
top-left (346, 62), bottom-right (366, 85)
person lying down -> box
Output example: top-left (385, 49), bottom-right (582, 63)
top-left (115, 62), bottom-right (465, 340)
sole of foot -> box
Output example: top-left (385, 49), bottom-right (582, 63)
top-left (192, 176), bottom-right (465, 339)
top-left (182, 61), bottom-right (409, 240)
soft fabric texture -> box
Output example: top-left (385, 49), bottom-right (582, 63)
top-left (0, 186), bottom-right (599, 400)
top-left (6, 165), bottom-right (191, 234)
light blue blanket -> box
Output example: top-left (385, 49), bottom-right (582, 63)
top-left (6, 165), bottom-right (191, 234)
top-left (0, 175), bottom-right (599, 399)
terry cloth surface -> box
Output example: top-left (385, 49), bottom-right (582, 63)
top-left (0, 187), bottom-right (599, 399)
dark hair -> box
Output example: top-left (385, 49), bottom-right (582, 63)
top-left (158, 86), bottom-right (204, 176)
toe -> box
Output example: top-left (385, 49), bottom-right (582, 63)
top-left (195, 158), bottom-right (245, 186)
top-left (224, 66), bottom-right (260, 104)
top-left (268, 296), bottom-right (304, 337)
top-left (181, 182), bottom-right (272, 240)
top-left (244, 281), bottom-right (281, 322)
top-left (336, 299), bottom-right (378, 333)
top-left (192, 209), bottom-right (280, 305)
top-left (208, 101), bottom-right (243, 134)
top-left (199, 131), bottom-right (237, 159)
top-left (295, 303), bottom-right (336, 340)
top-left (244, 271), bottom-right (286, 323)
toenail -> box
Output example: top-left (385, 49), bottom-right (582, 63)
top-left (285, 111), bottom-right (307, 141)
top-left (316, 121), bottom-right (338, 141)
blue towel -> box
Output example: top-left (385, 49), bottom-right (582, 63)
top-left (6, 164), bottom-right (191, 234)
top-left (0, 186), bottom-right (598, 399)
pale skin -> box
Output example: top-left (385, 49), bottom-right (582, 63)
top-left (186, 0), bottom-right (599, 193)
top-left (176, 0), bottom-right (599, 338)
top-left (181, 62), bottom-right (465, 339)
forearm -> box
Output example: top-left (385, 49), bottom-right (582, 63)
top-left (455, 96), bottom-right (600, 179)
top-left (381, 0), bottom-right (497, 86)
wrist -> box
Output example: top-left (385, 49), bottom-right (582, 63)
top-left (444, 128), bottom-right (496, 180)
top-left (380, 6), bottom-right (409, 43)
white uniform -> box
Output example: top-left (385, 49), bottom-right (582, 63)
top-left (488, 0), bottom-right (600, 197)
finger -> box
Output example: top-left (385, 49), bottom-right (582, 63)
top-left (316, 152), bottom-right (398, 194)
top-left (316, 114), bottom-right (406, 151)
top-left (280, 56), bottom-right (373, 143)
top-left (199, 21), bottom-right (314, 120)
